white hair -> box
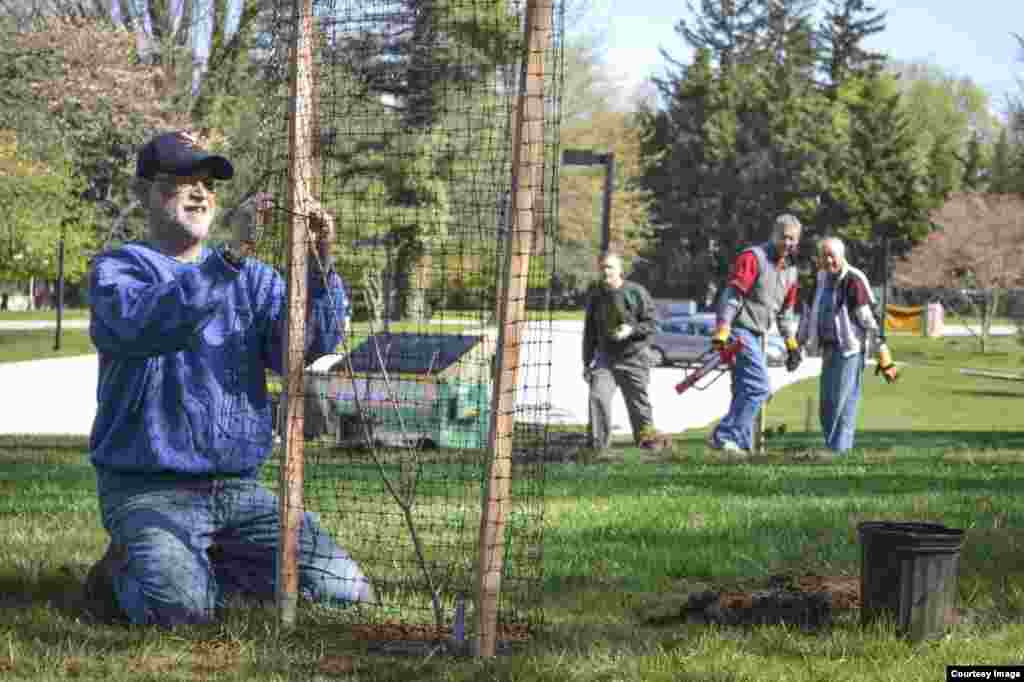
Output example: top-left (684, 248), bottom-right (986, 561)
top-left (772, 213), bottom-right (802, 237)
top-left (818, 236), bottom-right (846, 264)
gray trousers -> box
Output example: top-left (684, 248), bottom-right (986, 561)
top-left (588, 353), bottom-right (653, 449)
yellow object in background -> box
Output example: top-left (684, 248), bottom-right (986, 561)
top-left (884, 304), bottom-right (923, 333)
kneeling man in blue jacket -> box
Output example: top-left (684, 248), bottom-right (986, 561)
top-left (83, 130), bottom-right (373, 625)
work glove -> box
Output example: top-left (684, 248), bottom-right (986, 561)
top-left (711, 323), bottom-right (731, 350)
top-left (875, 343), bottom-right (898, 383)
top-left (613, 324), bottom-right (633, 342)
top-left (784, 337), bottom-right (802, 372)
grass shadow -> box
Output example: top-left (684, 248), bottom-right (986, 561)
top-left (951, 389), bottom-right (1024, 398)
top-left (0, 564), bottom-right (93, 624)
top-left (666, 430), bottom-right (1024, 453)
top-left (0, 434), bottom-right (91, 454)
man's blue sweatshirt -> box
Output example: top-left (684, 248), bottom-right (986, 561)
top-left (88, 242), bottom-right (347, 479)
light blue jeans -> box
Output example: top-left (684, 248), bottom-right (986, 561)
top-left (819, 346), bottom-right (865, 453)
top-left (712, 327), bottom-right (772, 452)
top-left (96, 473), bottom-right (371, 626)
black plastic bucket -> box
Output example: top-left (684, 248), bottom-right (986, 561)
top-left (858, 521), bottom-right (965, 641)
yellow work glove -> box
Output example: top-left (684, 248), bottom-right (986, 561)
top-left (711, 323), bottom-right (730, 350)
top-left (875, 343), bottom-right (898, 383)
top-left (784, 337), bottom-right (802, 372)
top-left (613, 324), bottom-right (633, 342)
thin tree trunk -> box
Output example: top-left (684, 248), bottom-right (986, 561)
top-left (981, 289), bottom-right (1001, 354)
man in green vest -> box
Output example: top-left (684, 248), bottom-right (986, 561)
top-left (582, 251), bottom-right (661, 452)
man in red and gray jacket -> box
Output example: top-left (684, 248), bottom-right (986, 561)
top-left (707, 214), bottom-right (804, 456)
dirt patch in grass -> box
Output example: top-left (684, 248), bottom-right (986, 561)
top-left (648, 575), bottom-right (862, 630)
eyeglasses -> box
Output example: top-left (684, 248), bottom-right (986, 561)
top-left (153, 174), bottom-right (219, 196)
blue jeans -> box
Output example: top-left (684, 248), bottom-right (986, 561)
top-left (713, 327), bottom-right (771, 451)
top-left (819, 347), bottom-right (865, 453)
top-left (96, 473), bottom-right (371, 626)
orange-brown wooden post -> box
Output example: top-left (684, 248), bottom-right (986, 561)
top-left (475, 0), bottom-right (552, 658)
top-left (277, 0), bottom-right (315, 629)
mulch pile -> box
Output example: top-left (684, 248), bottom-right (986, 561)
top-left (681, 575), bottom-right (861, 629)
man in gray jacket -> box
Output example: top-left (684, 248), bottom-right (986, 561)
top-left (582, 251), bottom-right (661, 452)
top-left (707, 214), bottom-right (804, 456)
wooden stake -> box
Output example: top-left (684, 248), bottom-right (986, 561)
top-left (475, 0), bottom-right (552, 658)
top-left (277, 0), bottom-right (314, 630)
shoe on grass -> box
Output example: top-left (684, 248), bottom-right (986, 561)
top-left (718, 440), bottom-right (751, 460)
top-left (638, 432), bottom-right (669, 450)
top-left (82, 542), bottom-right (129, 624)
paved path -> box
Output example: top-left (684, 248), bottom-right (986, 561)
top-left (0, 320), bottom-right (820, 437)
top-left (0, 354), bottom-right (99, 435)
top-left (0, 319), bottom-right (1012, 437)
top-left (0, 319), bottom-right (90, 331)
top-left (512, 320), bottom-right (822, 436)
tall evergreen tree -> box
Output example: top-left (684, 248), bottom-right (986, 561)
top-left (958, 131), bottom-right (987, 192)
top-left (638, 0), bottom-right (834, 296)
top-left (635, 49), bottom-right (719, 299)
top-left (816, 0), bottom-right (886, 98)
top-left (989, 127), bottom-right (1024, 194)
top-left (671, 0), bottom-right (765, 72)
top-left (836, 69), bottom-right (933, 282)
top-left (309, 0), bottom-right (521, 319)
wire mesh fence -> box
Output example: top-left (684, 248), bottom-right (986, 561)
top-left (241, 0), bottom-right (564, 652)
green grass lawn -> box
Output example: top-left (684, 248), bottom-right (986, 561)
top-left (0, 319), bottom-right (477, 365)
top-left (0, 329), bottom-right (97, 363)
top-left (0, 308), bottom-right (91, 322)
top-left (1, 334), bottom-right (1023, 680)
top-left (0, 308), bottom-right (95, 364)
top-left (741, 333), bottom-right (1024, 444)
top-left (0, 312), bottom-right (552, 365)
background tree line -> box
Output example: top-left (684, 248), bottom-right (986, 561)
top-left (630, 0), bottom-right (1024, 303)
top-left (0, 0), bottom-right (1023, 314)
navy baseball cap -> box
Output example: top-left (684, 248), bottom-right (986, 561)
top-left (136, 130), bottom-right (234, 181)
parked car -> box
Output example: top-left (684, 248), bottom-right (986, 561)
top-left (649, 313), bottom-right (787, 367)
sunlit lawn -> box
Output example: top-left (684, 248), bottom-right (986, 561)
top-left (1, 328), bottom-right (1023, 680)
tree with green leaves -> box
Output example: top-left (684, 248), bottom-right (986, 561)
top-left (635, 48), bottom-right (720, 300)
top-left (0, 2), bottom-right (275, 254)
top-left (958, 131), bottom-right (987, 192)
top-left (555, 31), bottom-right (655, 295)
top-left (297, 0), bottom-right (522, 321)
top-left (673, 0), bottom-right (766, 73)
top-left (0, 130), bottom-right (98, 284)
top-left (825, 69), bottom-right (933, 282)
top-left (636, 0), bottom-right (832, 298)
top-left (888, 60), bottom-right (1001, 198)
top-left (989, 128), bottom-right (1017, 194)
top-left (0, 16), bottom-right (193, 253)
